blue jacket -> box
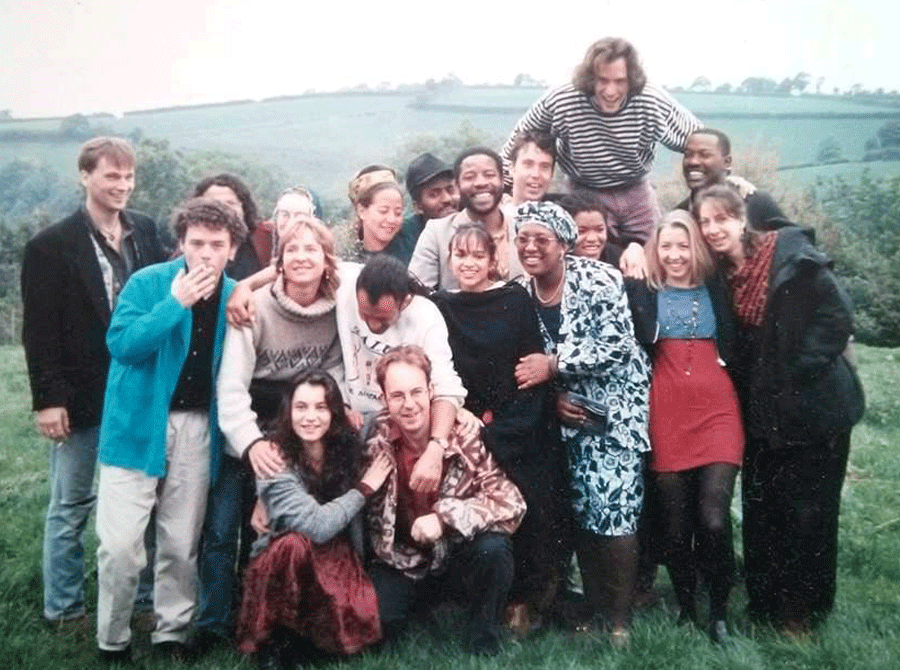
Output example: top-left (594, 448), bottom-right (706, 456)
top-left (98, 258), bottom-right (235, 480)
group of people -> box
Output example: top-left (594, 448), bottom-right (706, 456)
top-left (22, 35), bottom-right (864, 668)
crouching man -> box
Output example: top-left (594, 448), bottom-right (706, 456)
top-left (95, 199), bottom-right (246, 663)
top-left (364, 345), bottom-right (526, 656)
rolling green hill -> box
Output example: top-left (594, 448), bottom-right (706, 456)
top-left (1, 86), bottom-right (899, 206)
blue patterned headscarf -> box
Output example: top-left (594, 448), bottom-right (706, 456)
top-left (514, 200), bottom-right (578, 246)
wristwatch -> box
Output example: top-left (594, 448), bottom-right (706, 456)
top-left (428, 436), bottom-right (449, 450)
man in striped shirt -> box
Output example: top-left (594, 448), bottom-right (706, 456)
top-left (501, 37), bottom-right (701, 277)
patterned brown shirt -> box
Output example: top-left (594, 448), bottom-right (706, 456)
top-left (364, 412), bottom-right (526, 579)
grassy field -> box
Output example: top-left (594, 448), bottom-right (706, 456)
top-left (1, 343), bottom-right (898, 669)
top-left (2, 87), bottom-right (899, 208)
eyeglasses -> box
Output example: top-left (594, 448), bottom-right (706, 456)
top-left (274, 209), bottom-right (312, 223)
top-left (514, 233), bottom-right (555, 249)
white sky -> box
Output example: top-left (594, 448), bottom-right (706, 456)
top-left (0, 0), bottom-right (894, 117)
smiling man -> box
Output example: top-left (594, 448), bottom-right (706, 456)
top-left (409, 147), bottom-right (524, 290)
top-left (94, 198), bottom-right (246, 663)
top-left (364, 345), bottom-right (525, 656)
top-left (502, 37), bottom-right (701, 278)
top-left (509, 130), bottom-right (556, 206)
top-left (677, 128), bottom-right (786, 230)
top-left (21, 137), bottom-right (166, 633)
top-left (336, 255), bottom-right (466, 429)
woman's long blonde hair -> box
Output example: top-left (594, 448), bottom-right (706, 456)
top-left (645, 209), bottom-right (713, 290)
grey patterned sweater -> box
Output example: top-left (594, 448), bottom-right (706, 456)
top-left (218, 277), bottom-right (343, 457)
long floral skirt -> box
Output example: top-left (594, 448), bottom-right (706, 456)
top-left (238, 532), bottom-right (381, 655)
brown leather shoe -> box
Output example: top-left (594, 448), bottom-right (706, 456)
top-left (45, 613), bottom-right (90, 639)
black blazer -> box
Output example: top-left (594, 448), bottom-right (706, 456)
top-left (21, 207), bottom-right (166, 429)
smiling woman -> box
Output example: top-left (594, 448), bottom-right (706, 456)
top-left (238, 370), bottom-right (391, 667)
top-left (347, 165), bottom-right (405, 262)
top-left (217, 217), bottom-right (346, 482)
top-left (626, 209), bottom-right (743, 642)
top-left (431, 224), bottom-right (566, 635)
top-left (511, 199), bottom-right (651, 645)
top-left (695, 184), bottom-right (865, 637)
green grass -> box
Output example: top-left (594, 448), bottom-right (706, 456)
top-left (1, 344), bottom-right (899, 669)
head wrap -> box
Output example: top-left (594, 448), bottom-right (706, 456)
top-left (514, 200), bottom-right (578, 246)
top-left (347, 169), bottom-right (398, 205)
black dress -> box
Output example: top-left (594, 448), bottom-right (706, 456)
top-left (431, 282), bottom-right (568, 616)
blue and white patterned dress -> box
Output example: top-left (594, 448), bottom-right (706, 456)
top-left (521, 256), bottom-right (651, 536)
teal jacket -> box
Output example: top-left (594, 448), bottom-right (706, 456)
top-left (98, 258), bottom-right (235, 481)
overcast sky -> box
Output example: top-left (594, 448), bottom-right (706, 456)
top-left (1, 0), bottom-right (895, 117)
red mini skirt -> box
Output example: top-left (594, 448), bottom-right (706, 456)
top-left (649, 339), bottom-right (744, 472)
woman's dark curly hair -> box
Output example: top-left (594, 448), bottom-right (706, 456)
top-left (270, 369), bottom-right (363, 503)
top-left (193, 173), bottom-right (259, 233)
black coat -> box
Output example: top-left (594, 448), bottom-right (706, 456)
top-left (728, 226), bottom-right (864, 447)
top-left (21, 208), bottom-right (166, 429)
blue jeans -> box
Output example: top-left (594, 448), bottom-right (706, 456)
top-left (196, 454), bottom-right (244, 637)
top-left (43, 426), bottom-right (99, 620)
top-left (42, 425), bottom-right (155, 621)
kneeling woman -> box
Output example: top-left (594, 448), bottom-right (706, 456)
top-left (628, 210), bottom-right (744, 642)
top-left (238, 371), bottom-right (391, 668)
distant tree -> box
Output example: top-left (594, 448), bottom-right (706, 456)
top-left (513, 73), bottom-right (543, 87)
top-left (714, 83), bottom-right (733, 93)
top-left (393, 121), bottom-right (499, 179)
top-left (128, 127), bottom-right (145, 145)
top-left (876, 121), bottom-right (900, 148)
top-left (793, 72), bottom-right (812, 93)
top-left (739, 77), bottom-right (777, 95)
top-left (59, 114), bottom-right (91, 139)
top-left (0, 159), bottom-right (78, 222)
top-left (815, 171), bottom-right (900, 346)
top-left (775, 77), bottom-right (794, 95)
top-left (187, 149), bottom-right (288, 216)
top-left (816, 137), bottom-right (844, 164)
top-left (816, 77), bottom-right (825, 94)
top-left (0, 110), bottom-right (10, 120)
top-left (689, 76), bottom-right (711, 92)
top-left (130, 137), bottom-right (288, 247)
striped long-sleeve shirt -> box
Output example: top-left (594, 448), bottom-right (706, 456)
top-left (502, 83), bottom-right (701, 190)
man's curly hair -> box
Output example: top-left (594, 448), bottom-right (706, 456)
top-left (171, 197), bottom-right (248, 247)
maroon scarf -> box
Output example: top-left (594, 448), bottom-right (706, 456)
top-left (727, 232), bottom-right (777, 327)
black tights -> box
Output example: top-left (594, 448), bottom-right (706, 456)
top-left (651, 463), bottom-right (738, 622)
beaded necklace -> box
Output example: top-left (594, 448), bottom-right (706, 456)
top-left (663, 287), bottom-right (700, 376)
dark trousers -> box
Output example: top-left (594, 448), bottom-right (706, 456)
top-left (742, 430), bottom-right (851, 626)
top-left (369, 532), bottom-right (513, 653)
